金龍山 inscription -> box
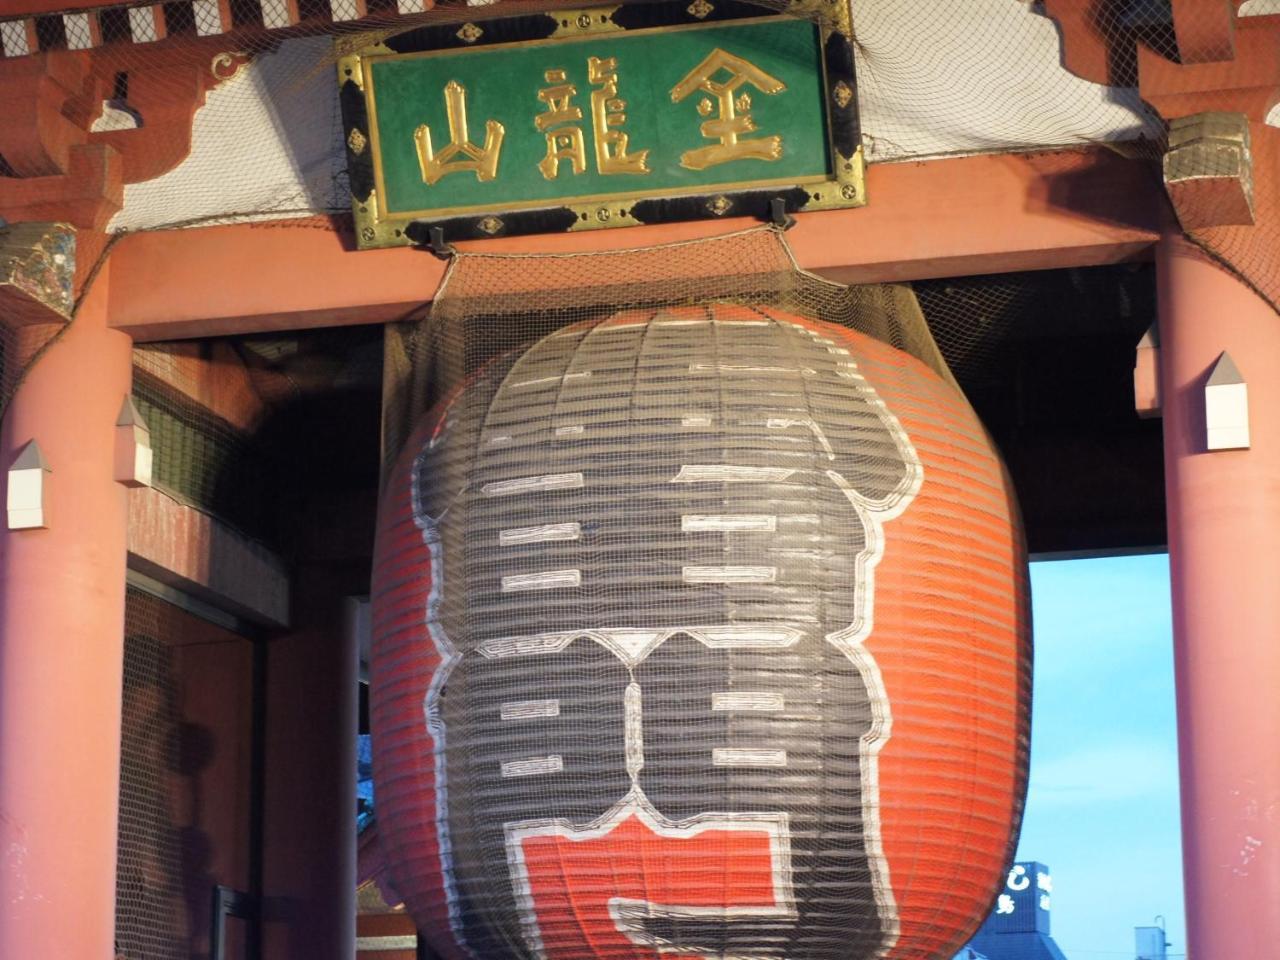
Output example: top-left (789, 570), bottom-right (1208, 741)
top-left (342, 10), bottom-right (862, 246)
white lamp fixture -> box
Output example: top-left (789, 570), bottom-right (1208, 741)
top-left (7, 439), bottom-right (50, 530)
top-left (1134, 323), bottom-right (1161, 418)
top-left (1205, 351), bottom-right (1250, 451)
top-left (114, 396), bottom-right (153, 488)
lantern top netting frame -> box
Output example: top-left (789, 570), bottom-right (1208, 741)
top-left (382, 224), bottom-right (956, 475)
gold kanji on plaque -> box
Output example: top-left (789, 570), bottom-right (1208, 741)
top-left (587, 56), bottom-right (650, 175)
top-left (413, 80), bottom-right (504, 185)
top-left (670, 48), bottom-right (786, 170)
top-left (536, 68), bottom-right (587, 179)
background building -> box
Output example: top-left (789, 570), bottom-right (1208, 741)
top-left (1135, 923), bottom-right (1172, 960)
top-left (956, 862), bottom-right (1070, 960)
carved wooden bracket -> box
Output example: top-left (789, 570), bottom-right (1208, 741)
top-left (1041, 0), bottom-right (1251, 87)
top-left (1042, 2), bottom-right (1279, 236)
top-left (1170, 0), bottom-right (1239, 65)
top-left (0, 53), bottom-right (95, 177)
top-left (0, 43), bottom-right (230, 229)
top-left (0, 143), bottom-right (122, 230)
top-left (1041, 1), bottom-right (1280, 119)
top-left (83, 47), bottom-right (226, 183)
top-left (1136, 16), bottom-right (1280, 123)
top-left (1039, 0), bottom-right (1122, 87)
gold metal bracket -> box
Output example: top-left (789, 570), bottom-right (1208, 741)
top-left (801, 145), bottom-right (866, 210)
top-left (549, 7), bottom-right (624, 38)
top-left (565, 201), bottom-right (642, 231)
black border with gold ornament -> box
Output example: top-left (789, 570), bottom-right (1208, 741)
top-left (337, 0), bottom-right (864, 250)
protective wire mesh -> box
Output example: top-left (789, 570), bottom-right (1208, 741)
top-left (43, 0), bottom-right (1175, 235)
top-left (370, 227), bottom-right (1031, 960)
top-left (131, 351), bottom-right (273, 539)
top-left (1016, 0), bottom-right (1280, 318)
top-left (383, 225), bottom-right (953, 471)
top-left (1, 3), bottom-right (1276, 261)
top-left (117, 589), bottom-right (190, 960)
top-left (0, 321), bottom-right (65, 422)
top-left (116, 587), bottom-right (257, 960)
top-left (913, 263), bottom-right (1156, 391)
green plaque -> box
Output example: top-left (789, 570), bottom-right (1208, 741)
top-left (339, 2), bottom-right (864, 248)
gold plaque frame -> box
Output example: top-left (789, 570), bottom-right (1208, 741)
top-left (337, 0), bottom-right (866, 249)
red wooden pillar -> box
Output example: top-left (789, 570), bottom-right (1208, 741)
top-left (0, 264), bottom-right (132, 958)
top-left (1158, 235), bottom-right (1280, 958)
top-left (262, 565), bottom-right (358, 960)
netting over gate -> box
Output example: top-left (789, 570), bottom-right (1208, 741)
top-left (117, 591), bottom-right (189, 960)
top-left (370, 226), bottom-right (1032, 960)
top-left (0, 320), bottom-right (65, 430)
top-left (9, 0), bottom-right (1174, 236)
top-left (913, 263), bottom-right (1157, 390)
top-left (116, 587), bottom-right (258, 960)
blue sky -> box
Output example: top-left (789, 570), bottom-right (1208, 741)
top-left (1014, 554), bottom-right (1185, 959)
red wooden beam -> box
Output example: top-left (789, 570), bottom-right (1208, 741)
top-left (105, 148), bottom-right (1164, 342)
top-left (1139, 15), bottom-right (1280, 121)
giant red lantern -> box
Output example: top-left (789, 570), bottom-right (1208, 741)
top-left (371, 304), bottom-right (1029, 960)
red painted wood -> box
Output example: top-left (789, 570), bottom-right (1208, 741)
top-left (1158, 235), bottom-right (1280, 960)
top-left (0, 264), bottom-right (131, 959)
top-left (104, 149), bottom-right (1163, 342)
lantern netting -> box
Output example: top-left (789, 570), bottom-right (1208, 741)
top-left (382, 225), bottom-right (956, 471)
top-left (371, 225), bottom-right (1032, 960)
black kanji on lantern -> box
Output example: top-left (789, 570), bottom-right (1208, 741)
top-left (411, 309), bottom-right (920, 960)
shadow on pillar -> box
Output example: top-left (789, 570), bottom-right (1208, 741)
top-left (207, 376), bottom-right (381, 960)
